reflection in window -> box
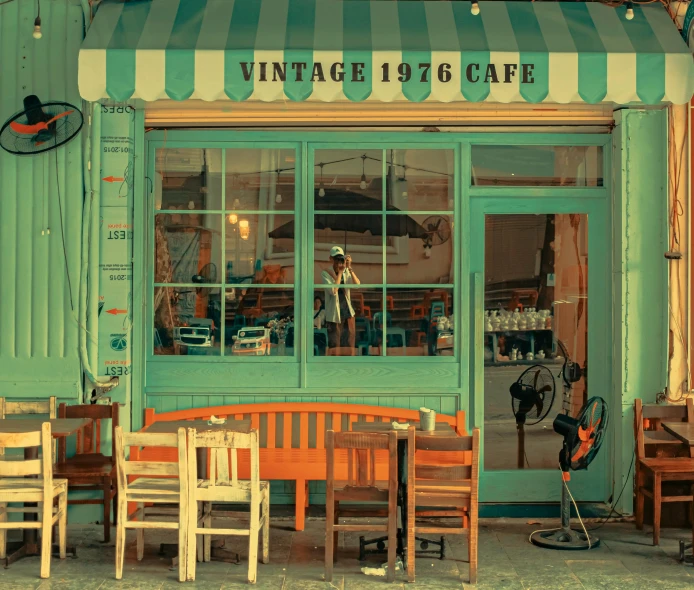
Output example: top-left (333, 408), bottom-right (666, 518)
top-left (472, 145), bottom-right (603, 187)
top-left (483, 214), bottom-right (588, 471)
top-left (155, 148), bottom-right (222, 210)
top-left (229, 214), bottom-right (294, 282)
top-left (154, 287), bottom-right (221, 356)
top-left (386, 149), bottom-right (454, 211)
top-left (226, 149), bottom-right (296, 211)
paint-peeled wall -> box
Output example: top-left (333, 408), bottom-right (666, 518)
top-left (0, 0), bottom-right (84, 397)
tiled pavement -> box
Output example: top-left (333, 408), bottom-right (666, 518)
top-left (0, 517), bottom-right (692, 589)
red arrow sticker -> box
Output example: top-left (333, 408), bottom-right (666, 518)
top-left (106, 308), bottom-right (128, 315)
top-left (103, 176), bottom-right (124, 183)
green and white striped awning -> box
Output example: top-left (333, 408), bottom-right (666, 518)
top-left (79, 0), bottom-right (694, 105)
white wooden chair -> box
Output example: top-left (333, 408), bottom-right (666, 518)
top-left (0, 422), bottom-right (67, 579)
top-left (114, 426), bottom-right (188, 582)
top-left (186, 428), bottom-right (270, 584)
top-left (0, 397), bottom-right (57, 461)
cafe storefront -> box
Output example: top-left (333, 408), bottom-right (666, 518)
top-left (79, 0), bottom-right (693, 510)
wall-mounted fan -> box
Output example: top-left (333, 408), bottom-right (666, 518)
top-left (530, 396), bottom-right (609, 550)
top-left (422, 215), bottom-right (451, 248)
top-left (509, 365), bottom-right (556, 469)
top-left (192, 263), bottom-right (218, 294)
top-left (0, 95), bottom-right (83, 155)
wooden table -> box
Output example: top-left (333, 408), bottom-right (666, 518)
top-left (143, 419), bottom-right (252, 566)
top-left (662, 422), bottom-right (694, 564)
top-left (0, 418), bottom-right (90, 567)
top-left (351, 421), bottom-right (456, 563)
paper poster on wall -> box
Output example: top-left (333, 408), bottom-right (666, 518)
top-left (99, 105), bottom-right (135, 208)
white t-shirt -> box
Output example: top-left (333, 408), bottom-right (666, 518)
top-left (321, 268), bottom-right (355, 323)
top-left (313, 308), bottom-right (326, 329)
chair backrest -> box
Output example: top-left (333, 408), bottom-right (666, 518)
top-left (115, 426), bottom-right (187, 497)
top-left (409, 427), bottom-right (480, 491)
top-left (188, 428), bottom-right (260, 493)
top-left (58, 402), bottom-right (119, 460)
top-left (634, 398), bottom-right (694, 459)
top-left (0, 422), bottom-right (53, 495)
top-left (0, 397), bottom-right (57, 457)
top-left (326, 430), bottom-right (397, 488)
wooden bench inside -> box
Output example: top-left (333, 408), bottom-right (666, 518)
top-left (139, 403), bottom-right (466, 531)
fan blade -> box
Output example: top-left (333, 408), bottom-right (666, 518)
top-left (534, 395), bottom-right (544, 418)
top-left (533, 369), bottom-right (541, 390)
top-left (536, 385), bottom-right (552, 394)
top-left (45, 110), bottom-right (74, 126)
top-left (9, 120), bottom-right (48, 135)
top-left (571, 440), bottom-right (592, 463)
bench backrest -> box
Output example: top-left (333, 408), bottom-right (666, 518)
top-left (143, 403), bottom-right (466, 452)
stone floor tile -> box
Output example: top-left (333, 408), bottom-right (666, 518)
top-left (518, 574), bottom-right (585, 590)
top-left (36, 576), bottom-right (109, 590)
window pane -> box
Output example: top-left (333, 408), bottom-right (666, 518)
top-left (471, 145), bottom-right (603, 187)
top-left (483, 214), bottom-right (588, 471)
top-left (386, 149), bottom-right (454, 211)
top-left (155, 148), bottom-right (222, 210)
top-left (313, 149), bottom-right (383, 208)
top-left (386, 214), bottom-right (453, 285)
top-left (155, 213), bottom-right (222, 284)
top-left (383, 288), bottom-right (454, 357)
top-left (313, 287), bottom-right (383, 356)
top-left (226, 149), bottom-right (296, 211)
top-left (154, 287), bottom-right (221, 356)
top-left (225, 287), bottom-right (294, 357)
top-left (314, 215), bottom-right (383, 284)
top-left (227, 214), bottom-right (295, 283)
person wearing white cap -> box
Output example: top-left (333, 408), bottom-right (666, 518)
top-left (321, 245), bottom-right (361, 352)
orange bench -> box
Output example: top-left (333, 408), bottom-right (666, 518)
top-left (139, 402), bottom-right (466, 531)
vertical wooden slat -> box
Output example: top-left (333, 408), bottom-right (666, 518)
top-left (349, 414), bottom-right (358, 431)
top-left (251, 412), bottom-right (260, 431)
top-left (332, 413), bottom-right (342, 432)
top-left (347, 448), bottom-right (354, 485)
top-left (267, 412), bottom-right (276, 449)
top-left (316, 413), bottom-right (325, 450)
top-left (283, 412), bottom-right (292, 450)
top-left (230, 448), bottom-right (238, 485)
top-left (300, 412), bottom-right (309, 449)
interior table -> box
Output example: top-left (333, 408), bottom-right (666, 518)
top-left (661, 421), bottom-right (694, 565)
top-left (0, 417), bottom-right (90, 567)
top-left (351, 421), bottom-right (456, 565)
top-left (143, 419), bottom-right (252, 566)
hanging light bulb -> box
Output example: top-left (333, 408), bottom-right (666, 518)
top-left (470, 1), bottom-right (480, 16)
top-left (33, 15), bottom-right (42, 39)
top-left (625, 1), bottom-right (634, 20)
top-left (239, 219), bottom-right (250, 240)
top-left (228, 213), bottom-right (238, 225)
top-left (359, 154), bottom-right (367, 190)
top-left (187, 200), bottom-right (195, 210)
top-left (318, 163), bottom-right (326, 197)
top-left (401, 165), bottom-right (408, 199)
top-left (275, 170), bottom-right (282, 203)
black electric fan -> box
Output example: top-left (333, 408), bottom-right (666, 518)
top-left (530, 396), bottom-right (609, 550)
top-left (0, 95), bottom-right (83, 155)
top-left (192, 263), bottom-right (218, 293)
top-left (509, 365), bottom-right (556, 469)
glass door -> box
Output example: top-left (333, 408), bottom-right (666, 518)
top-left (471, 198), bottom-right (611, 503)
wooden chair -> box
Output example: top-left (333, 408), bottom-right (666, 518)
top-left (55, 402), bottom-right (119, 543)
top-left (325, 430), bottom-right (398, 583)
top-left (114, 425), bottom-right (188, 582)
top-left (0, 397), bottom-right (57, 461)
top-left (186, 428), bottom-right (269, 584)
top-left (406, 426), bottom-right (480, 584)
top-left (0, 422), bottom-right (67, 579)
top-left (634, 398), bottom-right (694, 545)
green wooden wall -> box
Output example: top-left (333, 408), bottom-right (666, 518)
top-left (0, 0), bottom-right (84, 399)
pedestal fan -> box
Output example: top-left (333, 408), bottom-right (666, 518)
top-left (530, 396), bottom-right (609, 550)
top-left (509, 365), bottom-right (556, 469)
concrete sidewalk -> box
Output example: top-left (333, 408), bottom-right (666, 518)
top-left (0, 518), bottom-right (691, 589)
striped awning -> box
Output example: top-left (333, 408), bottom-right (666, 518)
top-left (79, 0), bottom-right (694, 105)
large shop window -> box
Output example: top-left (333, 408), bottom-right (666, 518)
top-left (312, 149), bottom-right (455, 358)
top-left (153, 147), bottom-right (296, 357)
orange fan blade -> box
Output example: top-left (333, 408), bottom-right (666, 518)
top-left (46, 110), bottom-right (74, 125)
top-left (9, 120), bottom-right (47, 135)
top-left (571, 440), bottom-right (592, 463)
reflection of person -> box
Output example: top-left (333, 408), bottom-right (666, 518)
top-left (313, 295), bottom-right (326, 329)
top-left (321, 246), bottom-right (361, 350)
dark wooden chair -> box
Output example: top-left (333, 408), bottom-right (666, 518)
top-left (55, 402), bottom-right (119, 543)
top-left (406, 426), bottom-right (480, 584)
top-left (634, 398), bottom-right (694, 545)
top-left (325, 430), bottom-right (398, 583)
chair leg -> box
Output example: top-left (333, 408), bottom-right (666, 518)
top-left (136, 503), bottom-right (145, 561)
top-left (40, 499), bottom-right (52, 579)
top-left (407, 502), bottom-right (415, 583)
top-left (186, 498), bottom-right (198, 582)
top-left (295, 479), bottom-right (306, 532)
top-left (469, 503), bottom-right (479, 585)
top-left (635, 466), bottom-right (644, 530)
top-left (386, 507), bottom-right (397, 583)
top-left (115, 499), bottom-right (127, 580)
top-left (203, 502), bottom-right (211, 562)
top-left (325, 496), bottom-right (334, 583)
top-left (262, 490), bottom-right (270, 565)
top-left (248, 492), bottom-right (260, 584)
top-left (58, 490), bottom-right (67, 559)
top-left (112, 488), bottom-right (118, 526)
top-left (653, 473), bottom-right (662, 546)
top-left (177, 499), bottom-right (186, 583)
top-left (103, 477), bottom-right (111, 543)
top-left (0, 502), bottom-right (7, 560)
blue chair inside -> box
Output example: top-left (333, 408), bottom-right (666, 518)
top-left (430, 301), bottom-right (446, 320)
top-left (355, 317), bottom-right (371, 355)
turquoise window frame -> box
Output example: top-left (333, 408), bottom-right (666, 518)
top-left (140, 131), bottom-right (610, 414)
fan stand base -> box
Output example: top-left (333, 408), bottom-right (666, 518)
top-left (530, 527), bottom-right (599, 551)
